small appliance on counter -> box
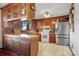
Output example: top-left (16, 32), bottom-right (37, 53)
top-left (20, 20), bottom-right (30, 31)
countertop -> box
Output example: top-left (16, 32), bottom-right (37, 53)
top-left (4, 34), bottom-right (39, 39)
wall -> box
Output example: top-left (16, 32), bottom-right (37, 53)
top-left (70, 4), bottom-right (79, 56)
top-left (0, 9), bottom-right (2, 48)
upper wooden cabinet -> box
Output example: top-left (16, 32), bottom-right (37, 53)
top-left (31, 20), bottom-right (37, 29)
top-left (2, 3), bottom-right (35, 21)
top-left (2, 4), bottom-right (19, 19)
top-left (41, 18), bottom-right (50, 26)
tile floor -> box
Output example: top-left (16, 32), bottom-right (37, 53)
top-left (38, 42), bottom-right (72, 56)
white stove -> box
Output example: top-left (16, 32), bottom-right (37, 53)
top-left (41, 26), bottom-right (50, 43)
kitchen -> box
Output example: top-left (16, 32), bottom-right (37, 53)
top-left (0, 3), bottom-right (73, 56)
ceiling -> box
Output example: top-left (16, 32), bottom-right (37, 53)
top-left (0, 3), bottom-right (71, 19)
top-left (35, 3), bottom-right (71, 19)
top-left (0, 3), bottom-right (8, 8)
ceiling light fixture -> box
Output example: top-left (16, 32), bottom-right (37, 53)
top-left (44, 11), bottom-right (50, 18)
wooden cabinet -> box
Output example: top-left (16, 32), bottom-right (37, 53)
top-left (30, 37), bottom-right (39, 56)
top-left (7, 19), bottom-right (20, 28)
top-left (49, 34), bottom-right (56, 43)
top-left (19, 38), bottom-right (30, 56)
top-left (50, 18), bottom-right (56, 29)
top-left (3, 35), bottom-right (39, 56)
top-left (19, 44), bottom-right (30, 56)
top-left (31, 20), bottom-right (37, 29)
top-left (36, 16), bottom-right (68, 30)
top-left (36, 20), bottom-right (42, 30)
top-left (2, 3), bottom-right (35, 21)
top-left (2, 3), bottom-right (36, 34)
top-left (3, 36), bottom-right (13, 51)
top-left (11, 37), bottom-right (19, 55)
top-left (3, 36), bottom-right (8, 49)
top-left (2, 4), bottom-right (18, 19)
top-left (29, 3), bottom-right (35, 19)
top-left (41, 18), bottom-right (50, 26)
top-left (2, 19), bottom-right (21, 34)
top-left (12, 4), bottom-right (18, 18)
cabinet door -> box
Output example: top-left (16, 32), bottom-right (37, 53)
top-left (12, 20), bottom-right (20, 28)
top-left (29, 8), bottom-right (35, 19)
top-left (49, 34), bottom-right (56, 43)
top-left (11, 37), bottom-right (19, 55)
top-left (37, 20), bottom-right (42, 29)
top-left (29, 3), bottom-right (35, 19)
top-left (50, 18), bottom-right (56, 29)
top-left (2, 7), bottom-right (8, 19)
top-left (3, 36), bottom-right (8, 49)
top-left (12, 4), bottom-right (18, 18)
top-left (3, 36), bottom-right (12, 50)
top-left (41, 18), bottom-right (50, 26)
top-left (30, 37), bottom-right (39, 56)
top-left (7, 37), bottom-right (12, 50)
top-left (31, 20), bottom-right (37, 29)
top-left (19, 39), bottom-right (30, 56)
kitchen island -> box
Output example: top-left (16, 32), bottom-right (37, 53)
top-left (3, 34), bottom-right (39, 56)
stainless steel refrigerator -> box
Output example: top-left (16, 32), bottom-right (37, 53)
top-left (56, 22), bottom-right (70, 46)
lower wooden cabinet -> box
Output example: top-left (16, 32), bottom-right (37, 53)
top-left (49, 34), bottom-right (56, 43)
top-left (30, 37), bottom-right (39, 56)
top-left (19, 43), bottom-right (30, 56)
top-left (19, 39), bottom-right (30, 56)
top-left (11, 38), bottom-right (19, 55)
top-left (3, 35), bottom-right (39, 56)
top-left (3, 36), bottom-right (8, 49)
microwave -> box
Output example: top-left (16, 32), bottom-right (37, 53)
top-left (20, 20), bottom-right (30, 31)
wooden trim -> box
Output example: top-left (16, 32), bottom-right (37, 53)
top-left (36, 15), bottom-right (68, 20)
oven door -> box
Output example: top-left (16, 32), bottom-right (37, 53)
top-left (41, 32), bottom-right (49, 42)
